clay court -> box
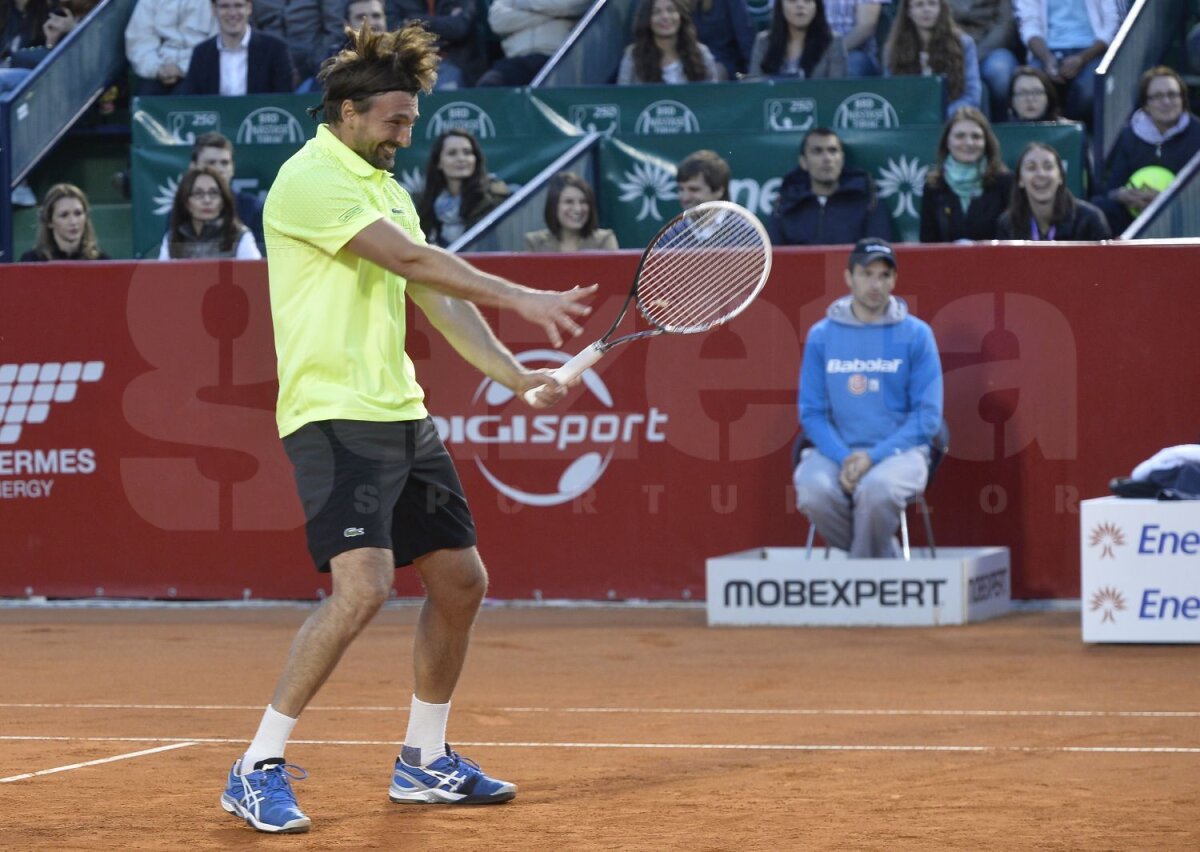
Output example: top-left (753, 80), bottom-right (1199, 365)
top-left (2, 605), bottom-right (1197, 850)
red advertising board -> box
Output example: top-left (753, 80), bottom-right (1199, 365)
top-left (1, 243), bottom-right (1197, 600)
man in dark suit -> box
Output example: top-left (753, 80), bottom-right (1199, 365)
top-left (178, 0), bottom-right (295, 94)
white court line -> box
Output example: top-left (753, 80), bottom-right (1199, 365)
top-left (0, 741), bottom-right (198, 783)
top-left (2, 703), bottom-right (1198, 718)
top-left (1, 735), bottom-right (1198, 755)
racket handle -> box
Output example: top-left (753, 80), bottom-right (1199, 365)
top-left (521, 342), bottom-right (606, 405)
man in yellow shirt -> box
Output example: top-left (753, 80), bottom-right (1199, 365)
top-left (219, 23), bottom-right (595, 834)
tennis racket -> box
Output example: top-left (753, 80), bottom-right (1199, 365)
top-left (523, 200), bottom-right (771, 403)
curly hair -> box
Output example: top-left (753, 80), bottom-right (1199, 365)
top-left (167, 167), bottom-right (244, 257)
top-left (317, 22), bottom-right (439, 124)
top-left (885, 0), bottom-right (965, 103)
top-left (630, 0), bottom-right (710, 83)
top-left (34, 183), bottom-right (102, 260)
top-left (543, 172), bottom-right (600, 239)
top-left (1006, 142), bottom-right (1075, 237)
top-left (926, 107), bottom-right (1007, 190)
top-left (760, 0), bottom-right (834, 79)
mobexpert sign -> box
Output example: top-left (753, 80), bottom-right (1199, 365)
top-left (705, 547), bottom-right (1010, 627)
top-left (1081, 497), bottom-right (1200, 643)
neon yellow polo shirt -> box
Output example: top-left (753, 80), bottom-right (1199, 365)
top-left (264, 124), bottom-right (427, 438)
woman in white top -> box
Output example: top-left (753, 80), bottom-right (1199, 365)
top-left (159, 167), bottom-right (260, 259)
top-left (617, 0), bottom-right (719, 84)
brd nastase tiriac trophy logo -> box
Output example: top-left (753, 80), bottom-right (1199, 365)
top-left (432, 350), bottom-right (667, 506)
top-left (425, 102), bottom-right (497, 140)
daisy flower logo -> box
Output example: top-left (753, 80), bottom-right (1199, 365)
top-left (876, 156), bottom-right (928, 219)
top-left (1088, 522), bottom-right (1125, 559)
top-left (618, 160), bottom-right (676, 222)
top-left (153, 175), bottom-right (180, 216)
top-left (1088, 586), bottom-right (1126, 624)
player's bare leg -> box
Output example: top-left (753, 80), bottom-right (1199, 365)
top-left (410, 545), bottom-right (487, 703)
top-left (269, 547), bottom-right (396, 715)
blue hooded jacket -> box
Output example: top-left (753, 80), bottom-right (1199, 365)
top-left (799, 294), bottom-right (942, 465)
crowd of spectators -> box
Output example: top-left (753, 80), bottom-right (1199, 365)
top-left (11, 0), bottom-right (1199, 257)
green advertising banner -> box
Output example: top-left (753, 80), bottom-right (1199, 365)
top-left (595, 122), bottom-right (1086, 247)
top-left (530, 77), bottom-right (945, 137)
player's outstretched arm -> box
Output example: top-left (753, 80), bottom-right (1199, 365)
top-left (346, 218), bottom-right (596, 347)
top-left (407, 282), bottom-right (569, 408)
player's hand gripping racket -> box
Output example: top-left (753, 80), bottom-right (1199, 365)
top-left (523, 200), bottom-right (771, 403)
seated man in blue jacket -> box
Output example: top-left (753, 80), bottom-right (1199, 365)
top-left (767, 128), bottom-right (893, 246)
top-left (178, 0), bottom-right (295, 95)
top-left (793, 238), bottom-right (943, 558)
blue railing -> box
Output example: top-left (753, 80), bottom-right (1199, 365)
top-left (531, 0), bottom-right (636, 88)
top-left (0, 0), bottom-right (135, 260)
top-left (1094, 0), bottom-right (1186, 179)
top-left (1122, 148), bottom-right (1200, 238)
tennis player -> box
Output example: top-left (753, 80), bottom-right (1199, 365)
top-left (218, 23), bottom-right (596, 834)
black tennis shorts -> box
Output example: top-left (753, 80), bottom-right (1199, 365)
top-left (282, 418), bottom-right (477, 571)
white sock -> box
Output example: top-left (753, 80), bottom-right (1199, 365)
top-left (404, 695), bottom-right (450, 766)
top-left (241, 705), bottom-right (298, 773)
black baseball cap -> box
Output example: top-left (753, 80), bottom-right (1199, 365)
top-left (847, 238), bottom-right (897, 270)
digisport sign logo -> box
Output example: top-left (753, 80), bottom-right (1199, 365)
top-left (236, 107), bottom-right (306, 145)
top-left (1089, 585), bottom-right (1126, 623)
top-left (1088, 522), bottom-right (1125, 559)
top-left (425, 102), bottom-right (496, 139)
top-left (0, 361), bottom-right (104, 445)
top-left (833, 93), bottom-right (900, 129)
top-left (432, 350), bottom-right (667, 506)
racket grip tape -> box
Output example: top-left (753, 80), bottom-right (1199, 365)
top-left (520, 341), bottom-right (606, 404)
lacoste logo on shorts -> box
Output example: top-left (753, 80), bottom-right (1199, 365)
top-left (343, 527), bottom-right (365, 537)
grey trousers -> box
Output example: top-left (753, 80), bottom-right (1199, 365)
top-left (792, 446), bottom-right (930, 558)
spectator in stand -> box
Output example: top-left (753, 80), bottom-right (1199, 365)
top-left (919, 106), bottom-right (1011, 242)
top-left (416, 130), bottom-right (510, 248)
top-left (997, 142), bottom-right (1110, 241)
top-left (825, 0), bottom-right (888, 77)
top-left (160, 166), bottom-right (261, 259)
top-left (884, 0), bottom-right (982, 117)
top-left (748, 0), bottom-right (848, 80)
top-left (948, 0), bottom-right (1019, 120)
top-left (1, 0), bottom-right (48, 68)
top-left (7, 0), bottom-right (96, 70)
top-left (524, 172), bottom-right (618, 252)
top-left (1004, 64), bottom-right (1063, 121)
top-left (387, 0), bottom-right (482, 88)
top-left (617, 0), bottom-right (719, 84)
top-left (693, 0), bottom-right (754, 79)
top-left (251, 0), bottom-right (341, 84)
top-left (124, 0), bottom-right (216, 94)
top-left (20, 183), bottom-right (109, 262)
top-left (1094, 66), bottom-right (1200, 235)
top-left (676, 149), bottom-right (730, 210)
top-left (767, 127), bottom-right (893, 245)
top-left (1012, 0), bottom-right (1121, 124)
top-left (296, 0), bottom-right (387, 92)
top-left (176, 0), bottom-right (294, 95)
top-left (478, 0), bottom-right (589, 86)
top-left (191, 131), bottom-right (265, 253)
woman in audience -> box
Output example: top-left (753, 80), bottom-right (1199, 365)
top-left (1005, 65), bottom-right (1065, 122)
top-left (884, 0), bottom-right (981, 117)
top-left (693, 0), bottom-right (755, 79)
top-left (159, 167), bottom-right (260, 259)
top-left (747, 0), bottom-right (848, 80)
top-left (417, 129), bottom-right (510, 248)
top-left (1094, 65), bottom-right (1200, 235)
top-left (997, 142), bottom-right (1110, 241)
top-left (919, 106), bottom-right (1012, 242)
top-left (524, 172), bottom-right (618, 252)
top-left (617, 0), bottom-right (719, 85)
top-left (20, 183), bottom-right (108, 261)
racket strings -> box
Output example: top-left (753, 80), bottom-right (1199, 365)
top-left (638, 211), bottom-right (768, 331)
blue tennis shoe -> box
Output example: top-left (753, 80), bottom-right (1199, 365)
top-left (388, 745), bottom-right (516, 804)
top-left (220, 757), bottom-right (312, 833)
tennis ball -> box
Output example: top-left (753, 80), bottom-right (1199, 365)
top-left (1125, 165), bottom-right (1175, 215)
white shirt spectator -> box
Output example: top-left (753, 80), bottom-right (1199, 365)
top-left (218, 24), bottom-right (251, 95)
top-left (125, 0), bottom-right (218, 80)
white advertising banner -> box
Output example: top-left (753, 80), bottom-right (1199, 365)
top-left (705, 547), bottom-right (1010, 627)
top-left (1081, 497), bottom-right (1200, 643)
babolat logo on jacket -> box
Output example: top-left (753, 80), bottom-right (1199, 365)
top-left (826, 358), bottom-right (903, 373)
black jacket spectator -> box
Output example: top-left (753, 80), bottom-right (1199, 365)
top-left (767, 166), bottom-right (892, 246)
top-left (177, 29), bottom-right (294, 94)
top-left (996, 199), bottom-right (1110, 241)
top-left (919, 171), bottom-right (1012, 242)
